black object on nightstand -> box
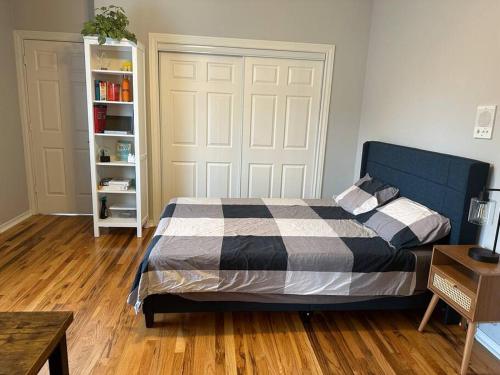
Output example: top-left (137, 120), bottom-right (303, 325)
top-left (468, 188), bottom-right (500, 264)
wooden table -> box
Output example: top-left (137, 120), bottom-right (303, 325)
top-left (418, 245), bottom-right (500, 375)
top-left (0, 311), bottom-right (73, 375)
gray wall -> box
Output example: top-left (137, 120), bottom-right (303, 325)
top-left (357, 0), bottom-right (500, 350)
top-left (11, 0), bottom-right (92, 32)
top-left (94, 0), bottom-right (374, 197)
top-left (0, 0), bottom-right (29, 227)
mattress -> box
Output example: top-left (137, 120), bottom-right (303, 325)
top-left (129, 198), bottom-right (425, 311)
top-left (175, 246), bottom-right (432, 304)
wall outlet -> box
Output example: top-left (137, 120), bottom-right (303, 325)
top-left (473, 105), bottom-right (496, 139)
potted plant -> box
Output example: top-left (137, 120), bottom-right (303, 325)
top-left (81, 5), bottom-right (137, 45)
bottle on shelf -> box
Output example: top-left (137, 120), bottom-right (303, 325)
top-left (121, 75), bottom-right (131, 102)
top-left (99, 196), bottom-right (110, 219)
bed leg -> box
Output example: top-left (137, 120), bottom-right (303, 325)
top-left (299, 311), bottom-right (313, 322)
top-left (145, 312), bottom-right (154, 328)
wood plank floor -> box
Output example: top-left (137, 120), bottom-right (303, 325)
top-left (0, 215), bottom-right (498, 374)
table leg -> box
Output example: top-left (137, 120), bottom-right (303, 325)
top-left (418, 294), bottom-right (440, 332)
top-left (48, 334), bottom-right (69, 375)
top-left (460, 321), bottom-right (477, 375)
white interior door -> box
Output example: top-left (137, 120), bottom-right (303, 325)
top-left (24, 40), bottom-right (91, 214)
top-left (240, 57), bottom-right (324, 199)
top-left (160, 52), bottom-right (243, 202)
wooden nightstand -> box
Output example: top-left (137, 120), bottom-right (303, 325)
top-left (418, 245), bottom-right (500, 374)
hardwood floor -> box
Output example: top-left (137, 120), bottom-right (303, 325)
top-left (0, 215), bottom-right (498, 374)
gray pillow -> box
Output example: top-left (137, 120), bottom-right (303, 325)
top-left (335, 174), bottom-right (399, 215)
top-left (358, 197), bottom-right (451, 249)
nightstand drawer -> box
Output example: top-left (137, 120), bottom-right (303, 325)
top-left (429, 266), bottom-right (476, 318)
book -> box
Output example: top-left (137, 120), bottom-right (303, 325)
top-left (93, 105), bottom-right (106, 133)
top-left (99, 178), bottom-right (130, 188)
top-left (103, 130), bottom-right (131, 135)
top-left (108, 178), bottom-right (131, 186)
top-left (94, 80), bottom-right (100, 100)
top-left (108, 182), bottom-right (130, 187)
top-left (99, 81), bottom-right (107, 101)
top-left (98, 185), bottom-right (129, 192)
top-left (99, 177), bottom-right (113, 186)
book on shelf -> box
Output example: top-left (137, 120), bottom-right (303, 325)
top-left (100, 177), bottom-right (112, 186)
top-left (103, 130), bottom-right (131, 135)
top-left (98, 185), bottom-right (129, 192)
top-left (99, 177), bottom-right (134, 191)
top-left (108, 178), bottom-right (132, 186)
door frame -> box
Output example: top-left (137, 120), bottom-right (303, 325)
top-left (149, 33), bottom-right (335, 222)
top-left (13, 30), bottom-right (83, 214)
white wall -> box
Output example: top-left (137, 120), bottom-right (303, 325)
top-left (0, 0), bottom-right (29, 227)
top-left (94, 0), bottom-right (374, 198)
top-left (357, 0), bottom-right (500, 355)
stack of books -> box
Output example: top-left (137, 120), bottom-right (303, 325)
top-left (99, 178), bottom-right (134, 192)
top-left (95, 80), bottom-right (121, 101)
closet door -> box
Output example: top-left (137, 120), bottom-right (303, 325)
top-left (160, 53), bottom-right (243, 202)
top-left (241, 57), bottom-right (324, 199)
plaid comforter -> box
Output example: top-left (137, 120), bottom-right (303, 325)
top-left (128, 198), bottom-right (417, 311)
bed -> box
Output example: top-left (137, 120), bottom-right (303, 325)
top-left (129, 142), bottom-right (489, 327)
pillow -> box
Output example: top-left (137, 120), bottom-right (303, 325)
top-left (335, 174), bottom-right (399, 215)
top-left (358, 197), bottom-right (451, 249)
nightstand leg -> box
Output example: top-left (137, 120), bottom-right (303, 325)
top-left (460, 321), bottom-right (477, 375)
top-left (418, 294), bottom-right (440, 332)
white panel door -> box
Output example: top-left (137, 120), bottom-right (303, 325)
top-left (160, 53), bottom-right (243, 202)
top-left (24, 40), bottom-right (91, 214)
top-left (241, 57), bottom-right (324, 198)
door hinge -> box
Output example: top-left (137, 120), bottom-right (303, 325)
top-left (23, 53), bottom-right (27, 66)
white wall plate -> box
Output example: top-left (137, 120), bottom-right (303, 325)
top-left (474, 105), bottom-right (496, 139)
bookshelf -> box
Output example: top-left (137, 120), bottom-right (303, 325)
top-left (84, 37), bottom-right (148, 237)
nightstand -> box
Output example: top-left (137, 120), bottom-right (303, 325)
top-left (418, 245), bottom-right (500, 375)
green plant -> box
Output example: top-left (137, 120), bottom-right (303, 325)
top-left (81, 5), bottom-right (137, 45)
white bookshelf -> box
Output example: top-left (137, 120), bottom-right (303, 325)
top-left (84, 37), bottom-right (148, 237)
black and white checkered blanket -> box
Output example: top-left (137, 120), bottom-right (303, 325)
top-left (128, 198), bottom-right (417, 311)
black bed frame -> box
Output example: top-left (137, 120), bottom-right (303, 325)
top-left (142, 142), bottom-right (490, 327)
top-left (143, 293), bottom-right (435, 328)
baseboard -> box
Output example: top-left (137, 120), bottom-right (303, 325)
top-left (476, 328), bottom-right (500, 360)
top-left (0, 210), bottom-right (32, 233)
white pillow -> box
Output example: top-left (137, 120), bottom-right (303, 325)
top-left (335, 174), bottom-right (399, 215)
top-left (358, 197), bottom-right (451, 249)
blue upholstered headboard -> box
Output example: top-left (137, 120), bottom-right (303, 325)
top-left (360, 142), bottom-right (490, 245)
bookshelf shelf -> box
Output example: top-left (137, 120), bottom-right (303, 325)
top-left (94, 133), bottom-right (134, 138)
top-left (93, 100), bottom-right (133, 105)
top-left (84, 36), bottom-right (148, 237)
top-left (92, 69), bottom-right (133, 76)
top-left (109, 204), bottom-right (136, 211)
top-left (97, 187), bottom-right (136, 194)
top-left (96, 161), bottom-right (135, 167)
top-left (98, 217), bottom-right (136, 227)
